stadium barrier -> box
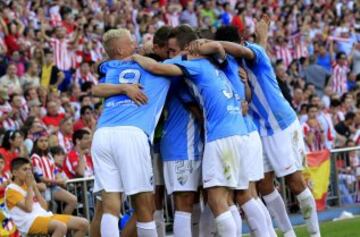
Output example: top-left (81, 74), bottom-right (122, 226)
top-left (65, 146), bottom-right (360, 222)
top-left (282, 146), bottom-right (360, 213)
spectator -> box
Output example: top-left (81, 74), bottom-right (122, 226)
top-left (0, 154), bottom-right (10, 199)
top-left (5, 157), bottom-right (89, 236)
top-left (73, 61), bottom-right (97, 87)
top-left (303, 104), bottom-right (326, 152)
top-left (179, 1), bottom-right (198, 27)
top-left (0, 17), bottom-right (25, 56)
top-left (63, 129), bottom-right (93, 179)
top-left (316, 42), bottom-right (333, 72)
top-left (335, 111), bottom-right (356, 140)
top-left (40, 48), bottom-right (64, 89)
top-left (73, 106), bottom-right (96, 132)
top-left (331, 52), bottom-right (350, 96)
top-left (49, 146), bottom-right (68, 182)
top-left (42, 101), bottom-right (65, 131)
top-left (351, 42), bottom-right (360, 76)
top-left (303, 56), bottom-right (331, 96)
top-left (21, 60), bottom-right (40, 88)
top-left (0, 63), bottom-right (22, 95)
top-left (275, 61), bottom-right (293, 107)
top-left (30, 132), bottom-right (77, 215)
top-left (0, 130), bottom-right (27, 172)
top-left (57, 117), bottom-right (73, 154)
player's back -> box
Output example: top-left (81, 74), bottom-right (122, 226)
top-left (244, 42), bottom-right (297, 136)
top-left (221, 55), bottom-right (258, 134)
top-left (172, 58), bottom-right (248, 142)
top-left (96, 60), bottom-right (170, 141)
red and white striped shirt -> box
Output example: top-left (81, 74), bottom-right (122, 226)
top-left (303, 122), bottom-right (325, 152)
top-left (331, 64), bottom-right (350, 96)
top-left (57, 131), bottom-right (73, 153)
top-left (274, 44), bottom-right (293, 68)
top-left (74, 68), bottom-right (97, 86)
top-left (31, 154), bottom-right (56, 180)
top-left (49, 38), bottom-right (73, 71)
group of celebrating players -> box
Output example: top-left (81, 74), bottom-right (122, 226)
top-left (90, 15), bottom-right (321, 237)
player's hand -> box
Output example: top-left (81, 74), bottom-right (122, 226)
top-left (241, 101), bottom-right (249, 115)
top-left (255, 14), bottom-right (270, 40)
top-left (124, 84), bottom-right (148, 106)
top-left (239, 67), bottom-right (248, 83)
top-left (188, 39), bottom-right (209, 55)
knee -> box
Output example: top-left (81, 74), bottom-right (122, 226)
top-left (57, 222), bottom-right (68, 235)
top-left (257, 176), bottom-right (275, 196)
top-left (78, 218), bottom-right (90, 232)
top-left (69, 194), bottom-right (78, 206)
top-left (286, 173), bottom-right (306, 195)
top-left (174, 192), bottom-right (196, 212)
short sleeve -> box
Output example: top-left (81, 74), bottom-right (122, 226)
top-left (5, 188), bottom-right (24, 209)
top-left (173, 60), bottom-right (202, 78)
top-left (31, 156), bottom-right (43, 177)
top-left (245, 42), bottom-right (265, 65)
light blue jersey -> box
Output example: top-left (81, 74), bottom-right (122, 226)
top-left (222, 55), bottom-right (258, 133)
top-left (96, 60), bottom-right (170, 142)
top-left (161, 56), bottom-right (203, 161)
top-left (170, 58), bottom-right (248, 142)
top-left (244, 42), bottom-right (297, 136)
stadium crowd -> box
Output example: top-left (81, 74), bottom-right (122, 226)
top-left (0, 0), bottom-right (359, 236)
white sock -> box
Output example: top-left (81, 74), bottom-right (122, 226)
top-left (192, 204), bottom-right (201, 237)
top-left (154, 210), bottom-right (165, 237)
top-left (137, 221), bottom-right (158, 237)
top-left (101, 213), bottom-right (120, 237)
top-left (263, 189), bottom-right (294, 234)
top-left (215, 210), bottom-right (237, 237)
top-left (174, 211), bottom-right (192, 237)
top-left (199, 205), bottom-right (216, 237)
top-left (296, 188), bottom-right (320, 237)
top-left (256, 198), bottom-right (277, 237)
top-left (229, 205), bottom-right (242, 237)
top-left (242, 199), bottom-right (269, 237)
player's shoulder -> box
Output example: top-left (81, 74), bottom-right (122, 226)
top-left (163, 55), bottom-right (184, 64)
top-left (99, 60), bottom-right (139, 73)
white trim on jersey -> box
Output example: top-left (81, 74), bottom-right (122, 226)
top-left (186, 114), bottom-right (196, 160)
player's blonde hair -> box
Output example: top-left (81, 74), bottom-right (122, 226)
top-left (102, 28), bottom-right (131, 56)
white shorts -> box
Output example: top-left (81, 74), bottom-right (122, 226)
top-left (163, 160), bottom-right (201, 195)
top-left (92, 126), bottom-right (154, 195)
top-left (262, 120), bottom-right (306, 177)
top-left (203, 135), bottom-right (249, 190)
top-left (152, 150), bottom-right (165, 186)
top-left (246, 131), bottom-right (264, 182)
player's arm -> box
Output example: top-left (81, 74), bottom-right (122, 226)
top-left (218, 41), bottom-right (255, 61)
top-left (92, 83), bottom-right (148, 105)
top-left (132, 54), bottom-right (184, 77)
top-left (255, 15), bottom-right (270, 49)
top-left (189, 40), bottom-right (226, 61)
top-left (239, 67), bottom-right (252, 101)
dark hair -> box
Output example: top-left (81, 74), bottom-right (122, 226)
top-left (72, 129), bottom-right (90, 145)
top-left (336, 51), bottom-right (346, 60)
top-left (81, 81), bottom-right (94, 92)
top-left (94, 101), bottom-right (102, 110)
top-left (345, 111), bottom-right (356, 121)
top-left (49, 146), bottom-right (65, 156)
top-left (169, 25), bottom-right (198, 50)
top-left (330, 99), bottom-right (341, 107)
top-left (1, 130), bottom-right (23, 150)
top-left (197, 28), bottom-right (214, 40)
top-left (31, 135), bottom-right (49, 157)
top-left (11, 157), bottom-right (30, 172)
top-left (80, 105), bottom-right (93, 116)
top-left (153, 26), bottom-right (172, 47)
top-left (79, 94), bottom-right (91, 103)
top-left (306, 104), bottom-right (318, 113)
top-left (214, 26), bottom-right (240, 43)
